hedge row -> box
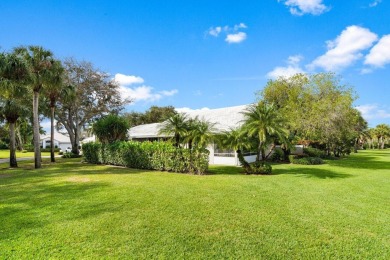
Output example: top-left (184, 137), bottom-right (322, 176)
top-left (288, 155), bottom-right (324, 165)
top-left (82, 141), bottom-right (209, 175)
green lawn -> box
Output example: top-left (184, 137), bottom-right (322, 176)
top-left (0, 150), bottom-right (389, 259)
top-left (0, 149), bottom-right (51, 159)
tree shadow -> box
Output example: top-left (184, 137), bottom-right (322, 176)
top-left (326, 155), bottom-right (390, 170)
top-left (208, 165), bottom-right (245, 175)
top-left (271, 166), bottom-right (353, 179)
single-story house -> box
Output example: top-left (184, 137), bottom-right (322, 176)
top-left (129, 104), bottom-right (304, 166)
top-left (129, 104), bottom-right (257, 166)
top-left (40, 131), bottom-right (72, 152)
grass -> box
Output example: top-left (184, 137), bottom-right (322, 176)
top-left (0, 149), bottom-right (51, 159)
top-left (0, 150), bottom-right (389, 259)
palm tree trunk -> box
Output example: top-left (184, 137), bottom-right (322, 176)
top-left (50, 106), bottom-right (55, 162)
top-left (9, 122), bottom-right (18, 168)
top-left (33, 91), bottom-right (41, 169)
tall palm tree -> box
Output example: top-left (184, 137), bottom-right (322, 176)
top-left (0, 52), bottom-right (30, 167)
top-left (242, 102), bottom-right (288, 162)
top-left (14, 46), bottom-right (54, 169)
top-left (158, 113), bottom-right (189, 147)
top-left (44, 60), bottom-right (64, 162)
top-left (374, 124), bottom-right (390, 149)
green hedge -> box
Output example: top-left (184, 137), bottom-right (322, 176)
top-left (82, 141), bottom-right (209, 175)
top-left (303, 147), bottom-right (327, 158)
top-left (288, 155), bottom-right (324, 165)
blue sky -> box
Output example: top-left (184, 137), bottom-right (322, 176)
top-left (1, 0), bottom-right (389, 127)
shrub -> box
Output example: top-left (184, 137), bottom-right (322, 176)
top-left (62, 152), bottom-right (82, 158)
top-left (251, 162), bottom-right (272, 174)
top-left (303, 147), bottom-right (326, 158)
top-left (82, 141), bottom-right (209, 175)
top-left (289, 154), bottom-right (324, 165)
top-left (41, 148), bottom-right (61, 153)
top-left (270, 149), bottom-right (283, 162)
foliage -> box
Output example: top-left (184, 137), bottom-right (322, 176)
top-left (91, 114), bottom-right (130, 144)
top-left (303, 147), bottom-right (326, 158)
top-left (288, 155), bottom-right (324, 165)
top-left (241, 102), bottom-right (288, 162)
top-left (124, 106), bottom-right (177, 126)
top-left (82, 141), bottom-right (209, 174)
top-left (55, 58), bottom-right (129, 154)
top-left (270, 148), bottom-right (284, 162)
top-left (258, 73), bottom-right (366, 157)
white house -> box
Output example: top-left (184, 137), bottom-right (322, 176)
top-left (40, 132), bottom-right (72, 152)
top-left (129, 104), bottom-right (258, 166)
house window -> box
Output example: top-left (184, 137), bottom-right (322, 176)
top-left (214, 144), bottom-right (235, 157)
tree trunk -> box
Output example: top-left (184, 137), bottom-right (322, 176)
top-left (33, 91), bottom-right (41, 169)
top-left (9, 122), bottom-right (18, 168)
top-left (50, 106), bottom-right (55, 162)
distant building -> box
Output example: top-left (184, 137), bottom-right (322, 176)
top-left (40, 132), bottom-right (72, 152)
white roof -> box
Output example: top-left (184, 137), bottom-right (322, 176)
top-left (129, 104), bottom-right (251, 139)
top-left (40, 131), bottom-right (71, 143)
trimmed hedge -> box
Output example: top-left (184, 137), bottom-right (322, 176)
top-left (303, 147), bottom-right (326, 158)
top-left (288, 155), bottom-right (324, 165)
top-left (82, 141), bottom-right (209, 175)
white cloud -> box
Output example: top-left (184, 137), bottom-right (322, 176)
top-left (225, 32), bottom-right (247, 44)
top-left (356, 104), bottom-right (390, 120)
top-left (119, 85), bottom-right (178, 103)
top-left (279, 0), bottom-right (329, 16)
top-left (208, 26), bottom-right (222, 37)
top-left (175, 107), bottom-right (210, 114)
top-left (369, 0), bottom-right (382, 7)
top-left (309, 25), bottom-right (378, 71)
top-left (267, 55), bottom-right (305, 79)
top-left (364, 35), bottom-right (390, 68)
top-left (207, 23), bottom-right (248, 44)
top-left (114, 73), bottom-right (144, 85)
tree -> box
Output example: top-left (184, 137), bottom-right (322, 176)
top-left (185, 117), bottom-right (216, 149)
top-left (43, 60), bottom-right (64, 162)
top-left (0, 52), bottom-right (31, 167)
top-left (55, 58), bottom-right (128, 154)
top-left (242, 102), bottom-right (288, 162)
top-left (14, 46), bottom-right (54, 169)
top-left (259, 73), bottom-right (360, 156)
top-left (374, 124), bottom-right (390, 149)
top-left (91, 114), bottom-right (130, 144)
top-left (124, 106), bottom-right (177, 126)
top-left (158, 113), bottom-right (189, 147)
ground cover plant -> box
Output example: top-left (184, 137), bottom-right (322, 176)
top-left (0, 150), bottom-right (389, 258)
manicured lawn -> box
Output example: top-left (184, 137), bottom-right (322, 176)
top-left (0, 149), bottom-right (51, 159)
top-left (0, 150), bottom-right (389, 258)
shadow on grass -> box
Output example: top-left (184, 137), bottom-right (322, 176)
top-left (208, 165), bottom-right (245, 175)
top-left (272, 167), bottom-right (353, 179)
top-left (326, 155), bottom-right (390, 170)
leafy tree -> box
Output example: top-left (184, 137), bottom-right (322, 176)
top-left (259, 73), bottom-right (361, 156)
top-left (124, 106), bottom-right (177, 126)
top-left (55, 58), bottom-right (128, 154)
top-left (184, 117), bottom-right (216, 149)
top-left (14, 46), bottom-right (54, 168)
top-left (0, 52), bottom-right (31, 167)
top-left (91, 114), bottom-right (130, 144)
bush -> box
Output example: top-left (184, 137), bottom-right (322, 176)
top-left (251, 162), bottom-right (272, 174)
top-left (303, 147), bottom-right (326, 158)
top-left (0, 141), bottom-right (8, 149)
top-left (289, 155), bottom-right (324, 165)
top-left (82, 141), bottom-right (209, 175)
top-left (41, 148), bottom-right (61, 153)
top-left (270, 149), bottom-right (283, 162)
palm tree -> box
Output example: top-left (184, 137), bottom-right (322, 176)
top-left (374, 124), bottom-right (390, 149)
top-left (188, 118), bottom-right (216, 149)
top-left (43, 60), bottom-right (64, 162)
top-left (14, 46), bottom-right (54, 169)
top-left (0, 52), bottom-right (30, 167)
top-left (242, 102), bottom-right (288, 162)
top-left (158, 113), bottom-right (189, 147)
